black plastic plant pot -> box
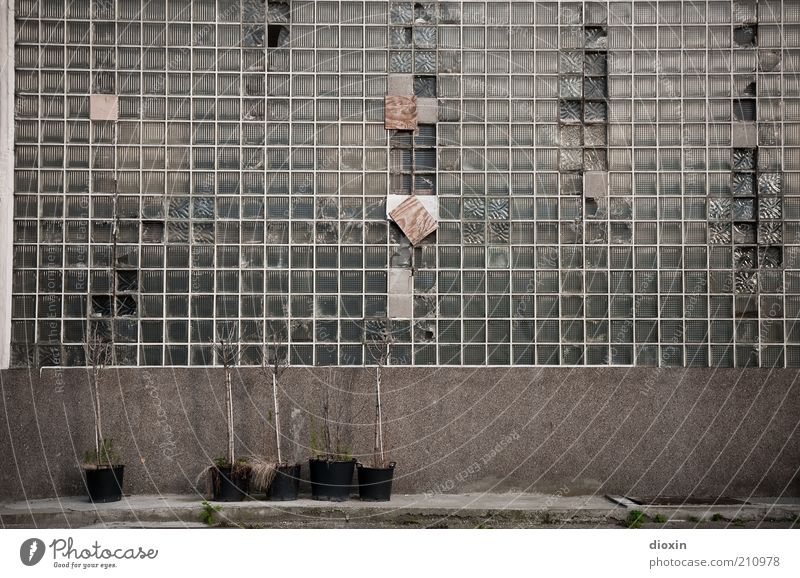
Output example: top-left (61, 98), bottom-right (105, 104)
top-left (212, 465), bottom-right (249, 502)
top-left (84, 465), bottom-right (125, 503)
top-left (267, 463), bottom-right (301, 501)
top-left (356, 462), bottom-right (396, 502)
top-left (309, 458), bottom-right (355, 502)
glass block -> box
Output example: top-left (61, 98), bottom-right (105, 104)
top-left (413, 26), bottom-right (437, 49)
top-left (559, 100), bottom-right (582, 123)
top-left (584, 52), bottom-right (607, 75)
top-left (758, 172), bottom-right (782, 194)
top-left (760, 247), bottom-right (783, 269)
top-left (413, 75), bottom-right (437, 97)
top-left (559, 76), bottom-right (582, 98)
top-left (734, 271), bottom-right (758, 294)
top-left (584, 76), bottom-right (608, 99)
top-left (584, 101), bottom-right (607, 123)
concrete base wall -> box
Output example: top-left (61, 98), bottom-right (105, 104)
top-left (1, 367), bottom-right (798, 501)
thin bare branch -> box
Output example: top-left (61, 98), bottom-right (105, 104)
top-left (214, 323), bottom-right (242, 465)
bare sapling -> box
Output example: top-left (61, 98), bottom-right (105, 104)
top-left (84, 323), bottom-right (114, 467)
top-left (367, 322), bottom-right (393, 469)
top-left (214, 327), bottom-right (241, 466)
top-left (249, 326), bottom-right (290, 491)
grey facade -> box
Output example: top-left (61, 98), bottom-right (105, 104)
top-left (2, 1), bottom-right (800, 502)
top-left (1, 367), bottom-right (798, 500)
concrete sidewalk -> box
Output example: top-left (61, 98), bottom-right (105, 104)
top-left (2, 493), bottom-right (798, 529)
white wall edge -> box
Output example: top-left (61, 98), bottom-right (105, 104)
top-left (0, 0), bottom-right (14, 368)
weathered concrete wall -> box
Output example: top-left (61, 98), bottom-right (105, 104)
top-left (1, 367), bottom-right (798, 501)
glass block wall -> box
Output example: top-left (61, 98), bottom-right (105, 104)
top-left (9, 0), bottom-right (800, 367)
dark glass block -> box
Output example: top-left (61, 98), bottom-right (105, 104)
top-left (413, 75), bottom-right (437, 97)
top-left (165, 345), bottom-right (188, 365)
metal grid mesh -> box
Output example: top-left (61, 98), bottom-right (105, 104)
top-left (9, 0), bottom-right (800, 367)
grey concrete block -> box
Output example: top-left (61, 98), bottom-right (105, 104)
top-left (416, 98), bottom-right (439, 123)
top-left (388, 293), bottom-right (413, 318)
top-left (732, 122), bottom-right (758, 148)
top-left (388, 268), bottom-right (413, 295)
top-left (584, 171), bottom-right (608, 198)
top-left (90, 94), bottom-right (118, 121)
top-left (387, 74), bottom-right (414, 96)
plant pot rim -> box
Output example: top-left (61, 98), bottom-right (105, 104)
top-left (82, 463), bottom-right (125, 470)
top-left (309, 457), bottom-right (356, 463)
top-left (356, 461), bottom-right (396, 471)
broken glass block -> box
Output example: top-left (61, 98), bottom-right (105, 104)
top-left (414, 320), bottom-right (436, 343)
top-left (266, 2), bottom-right (290, 23)
top-left (584, 26), bottom-right (608, 49)
top-left (264, 25), bottom-right (289, 50)
top-left (389, 26), bottom-right (412, 48)
top-left (116, 296), bottom-right (137, 316)
top-left (758, 50), bottom-right (781, 72)
top-left (315, 222), bottom-right (339, 244)
top-left (414, 295), bottom-right (436, 318)
top-left (733, 99), bottom-right (757, 121)
top-left (414, 2), bottom-right (437, 24)
top-left (390, 2), bottom-right (413, 25)
top-left (734, 25), bottom-right (757, 47)
top-left (243, 25), bottom-right (265, 47)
